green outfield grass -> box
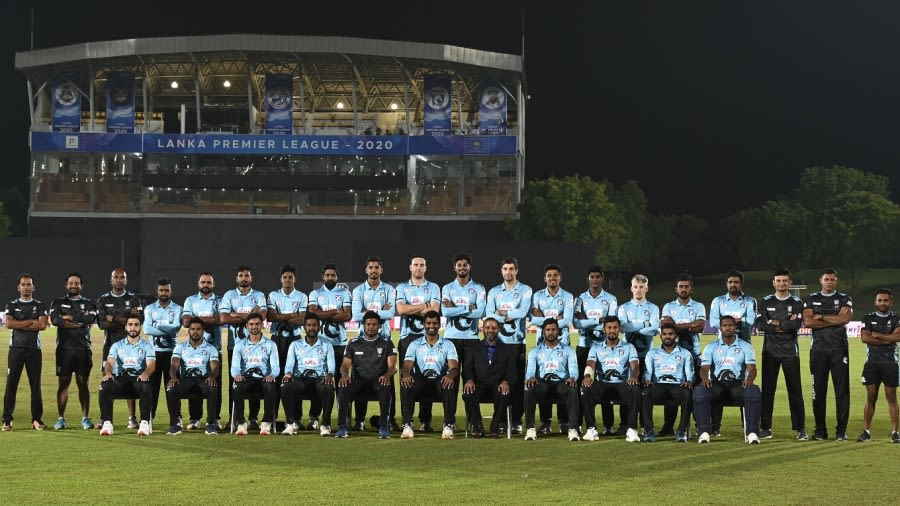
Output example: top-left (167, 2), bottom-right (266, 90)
top-left (0, 328), bottom-right (897, 505)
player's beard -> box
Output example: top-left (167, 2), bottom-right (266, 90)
top-left (324, 281), bottom-right (337, 290)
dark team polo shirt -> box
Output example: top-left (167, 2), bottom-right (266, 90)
top-left (758, 294), bottom-right (804, 359)
top-left (861, 311), bottom-right (900, 364)
top-left (50, 296), bottom-right (97, 350)
top-left (804, 291), bottom-right (852, 352)
top-left (6, 298), bottom-right (49, 349)
top-left (344, 336), bottom-right (396, 381)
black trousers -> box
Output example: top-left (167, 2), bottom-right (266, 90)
top-left (308, 345), bottom-right (345, 421)
top-left (400, 378), bottom-right (458, 427)
top-left (525, 380), bottom-right (578, 430)
top-left (2, 347), bottom-right (43, 422)
top-left (228, 347), bottom-right (259, 421)
top-left (337, 378), bottom-right (393, 429)
top-left (508, 343), bottom-right (526, 424)
top-left (642, 383), bottom-right (691, 432)
top-left (99, 376), bottom-right (152, 422)
top-left (693, 381), bottom-right (761, 435)
top-left (232, 379), bottom-right (277, 426)
top-left (166, 377), bottom-right (219, 426)
top-left (581, 381), bottom-right (640, 430)
top-left (282, 378), bottom-right (335, 426)
top-left (149, 350), bottom-right (172, 420)
top-left (462, 381), bottom-right (511, 433)
top-left (398, 335), bottom-right (432, 423)
top-left (810, 348), bottom-right (850, 434)
top-left (761, 351), bottom-right (806, 431)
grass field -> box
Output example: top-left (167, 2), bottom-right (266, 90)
top-left (0, 327), bottom-right (897, 505)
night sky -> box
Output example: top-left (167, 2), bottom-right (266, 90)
top-left (5, 1), bottom-right (900, 220)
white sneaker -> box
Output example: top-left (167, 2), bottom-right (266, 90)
top-left (127, 417), bottom-right (139, 430)
top-left (99, 421), bottom-right (114, 436)
top-left (309, 417), bottom-right (319, 430)
top-left (401, 424), bottom-right (414, 439)
top-left (698, 432), bottom-right (710, 444)
top-left (235, 423), bottom-right (248, 436)
top-left (524, 427), bottom-right (537, 441)
top-left (747, 432), bottom-right (760, 445)
top-left (319, 424), bottom-right (331, 437)
top-left (441, 425), bottom-right (454, 440)
top-left (282, 423), bottom-right (298, 436)
top-left (625, 428), bottom-right (640, 442)
top-left (186, 419), bottom-right (200, 431)
top-left (568, 428), bottom-right (581, 442)
top-left (583, 427), bottom-right (600, 441)
top-left (137, 420), bottom-right (151, 436)
top-left (259, 422), bottom-right (272, 436)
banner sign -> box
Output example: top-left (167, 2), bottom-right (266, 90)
top-left (264, 74), bottom-right (293, 135)
top-left (51, 73), bottom-right (81, 132)
top-left (423, 75), bottom-right (452, 136)
top-left (478, 82), bottom-right (507, 134)
top-left (106, 72), bottom-right (135, 133)
top-left (409, 135), bottom-right (516, 155)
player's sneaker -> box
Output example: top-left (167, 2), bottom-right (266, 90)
top-left (747, 432), bottom-right (760, 444)
top-left (100, 421), bottom-right (114, 436)
top-left (710, 429), bottom-right (721, 437)
top-left (308, 417), bottom-right (319, 430)
top-left (137, 420), bottom-right (151, 436)
top-left (282, 423), bottom-right (298, 436)
top-left (248, 418), bottom-right (260, 430)
top-left (320, 425), bottom-right (332, 437)
top-left (625, 428), bottom-right (641, 443)
top-left (355, 421), bottom-right (366, 432)
top-left (379, 426), bottom-right (391, 439)
top-left (559, 422), bottom-right (569, 434)
top-left (32, 419), bottom-right (46, 431)
top-left (419, 422), bottom-right (434, 433)
top-left (441, 424), bottom-right (455, 440)
top-left (759, 428), bottom-right (773, 439)
top-left (398, 423), bottom-right (412, 439)
top-left (891, 431), bottom-right (900, 443)
top-left (698, 432), bottom-right (710, 444)
top-left (643, 429), bottom-right (656, 442)
top-left (127, 417), bottom-right (139, 430)
top-left (511, 424), bottom-right (523, 435)
top-left (81, 417), bottom-right (94, 430)
top-left (582, 427), bottom-right (600, 441)
top-left (205, 423), bottom-right (218, 435)
top-left (166, 424), bottom-right (182, 435)
top-left (835, 432), bottom-right (848, 441)
top-left (796, 430), bottom-right (809, 441)
top-left (1, 420), bottom-right (11, 431)
top-left (857, 430), bottom-right (871, 442)
top-left (335, 426), bottom-right (350, 438)
top-left (567, 428), bottom-right (581, 442)
top-left (259, 422), bottom-right (272, 436)
top-left (53, 417), bottom-right (67, 430)
top-left (234, 423), bottom-right (249, 436)
top-left (524, 427), bottom-right (537, 441)
top-left (812, 429), bottom-right (828, 440)
top-left (603, 426), bottom-right (615, 436)
top-left (675, 430), bottom-right (688, 443)
top-left (537, 421), bottom-right (552, 435)
top-left (186, 419), bottom-right (201, 431)
top-left (657, 424), bottom-right (675, 437)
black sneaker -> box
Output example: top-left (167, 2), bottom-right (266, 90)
top-left (891, 431), bottom-right (900, 443)
top-left (759, 428), bottom-right (773, 439)
top-left (537, 422), bottom-right (552, 435)
top-left (390, 419), bottom-right (402, 432)
top-left (657, 425), bottom-right (675, 437)
top-left (615, 425), bottom-right (628, 436)
top-left (796, 430), bottom-right (809, 441)
top-left (812, 429), bottom-right (828, 441)
top-left (419, 422), bottom-right (434, 433)
top-left (835, 432), bottom-right (848, 441)
top-left (857, 430), bottom-right (871, 442)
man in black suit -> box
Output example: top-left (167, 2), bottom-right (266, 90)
top-left (462, 317), bottom-right (517, 438)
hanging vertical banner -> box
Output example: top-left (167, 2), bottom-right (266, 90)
top-left (265, 74), bottom-right (293, 134)
top-left (51, 73), bottom-right (81, 132)
top-left (106, 72), bottom-right (135, 133)
top-left (478, 82), bottom-right (507, 135)
top-left (423, 74), bottom-right (452, 136)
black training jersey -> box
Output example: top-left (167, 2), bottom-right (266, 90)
top-left (344, 336), bottom-right (396, 381)
top-left (804, 291), bottom-right (852, 352)
top-left (49, 296), bottom-right (98, 350)
top-left (758, 294), bottom-right (804, 358)
top-left (861, 311), bottom-right (900, 364)
top-left (97, 291), bottom-right (143, 347)
top-left (5, 298), bottom-right (49, 349)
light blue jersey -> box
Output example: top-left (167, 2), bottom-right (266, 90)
top-left (617, 299), bottom-right (660, 358)
top-left (182, 292), bottom-right (221, 350)
top-left (441, 279), bottom-right (487, 339)
top-left (525, 342), bottom-right (578, 381)
top-left (530, 287), bottom-right (575, 345)
top-left (351, 281), bottom-right (396, 339)
top-left (108, 338), bottom-right (156, 376)
top-left (143, 300), bottom-right (183, 352)
top-left (486, 282), bottom-right (533, 344)
top-left (219, 288), bottom-right (267, 349)
top-left (404, 336), bottom-right (458, 376)
top-left (573, 289), bottom-right (618, 348)
top-left (643, 346), bottom-right (694, 384)
top-left (396, 279), bottom-right (441, 339)
top-left (230, 337), bottom-right (280, 378)
top-left (701, 337), bottom-right (756, 381)
top-left (172, 340), bottom-right (219, 378)
top-left (661, 298), bottom-right (706, 358)
top-left (709, 293), bottom-right (757, 342)
top-left (588, 340), bottom-right (638, 383)
top-left (308, 284), bottom-right (352, 346)
top-left (284, 338), bottom-right (335, 378)
top-left (267, 288), bottom-right (308, 338)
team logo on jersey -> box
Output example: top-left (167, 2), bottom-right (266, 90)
top-left (468, 288), bottom-right (476, 297)
top-left (376, 347), bottom-right (383, 355)
top-left (335, 296), bottom-right (343, 304)
top-left (317, 348), bottom-right (324, 356)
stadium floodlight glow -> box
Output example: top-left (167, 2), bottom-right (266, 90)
top-left (223, 80), bottom-right (232, 88)
top-left (390, 102), bottom-right (398, 110)
top-left (170, 81), bottom-right (179, 89)
top-left (336, 101), bottom-right (345, 109)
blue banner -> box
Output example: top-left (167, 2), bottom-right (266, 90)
top-left (106, 72), bottom-right (135, 133)
top-left (265, 74), bottom-right (293, 135)
top-left (478, 82), bottom-right (507, 135)
top-left (423, 75), bottom-right (452, 136)
top-left (30, 132), bottom-right (517, 156)
top-left (51, 73), bottom-right (81, 133)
